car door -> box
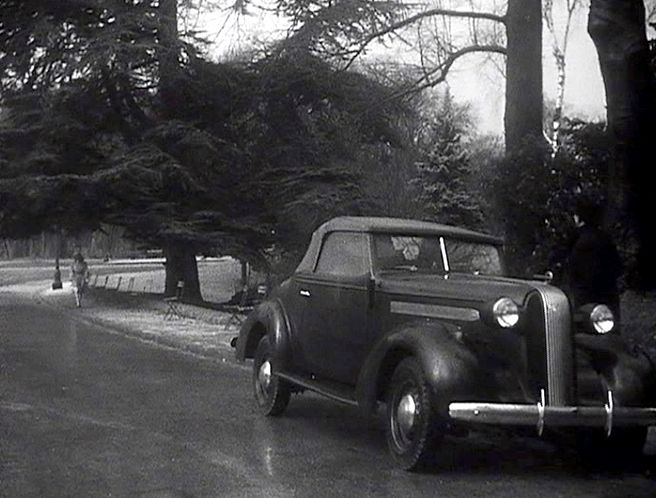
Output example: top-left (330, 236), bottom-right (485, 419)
top-left (295, 231), bottom-right (371, 385)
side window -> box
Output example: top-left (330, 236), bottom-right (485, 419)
top-left (315, 232), bottom-right (368, 277)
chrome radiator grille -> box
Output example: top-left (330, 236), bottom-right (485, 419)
top-left (531, 286), bottom-right (573, 406)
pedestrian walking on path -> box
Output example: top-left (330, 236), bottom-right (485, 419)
top-left (71, 253), bottom-right (89, 307)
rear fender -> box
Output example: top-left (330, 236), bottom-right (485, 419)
top-left (235, 299), bottom-right (292, 368)
top-left (356, 323), bottom-right (482, 416)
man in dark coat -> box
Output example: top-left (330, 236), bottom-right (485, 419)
top-left (566, 200), bottom-right (622, 318)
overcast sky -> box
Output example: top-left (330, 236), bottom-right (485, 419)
top-left (449, 4), bottom-right (606, 135)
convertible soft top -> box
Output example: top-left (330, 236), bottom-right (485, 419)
top-left (297, 216), bottom-right (504, 273)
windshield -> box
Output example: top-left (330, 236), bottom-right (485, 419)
top-left (372, 234), bottom-right (504, 276)
top-left (373, 234), bottom-right (445, 273)
top-left (444, 239), bottom-right (504, 276)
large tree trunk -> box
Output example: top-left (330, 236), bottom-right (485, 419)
top-left (588, 0), bottom-right (656, 289)
top-left (158, 2), bottom-right (203, 299)
top-left (164, 244), bottom-right (203, 302)
top-left (505, 0), bottom-right (544, 153)
top-left (158, 0), bottom-right (180, 111)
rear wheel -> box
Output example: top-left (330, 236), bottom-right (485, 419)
top-left (253, 336), bottom-right (290, 416)
top-left (386, 357), bottom-right (443, 470)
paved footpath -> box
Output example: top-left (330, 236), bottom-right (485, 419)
top-left (3, 279), bottom-right (242, 364)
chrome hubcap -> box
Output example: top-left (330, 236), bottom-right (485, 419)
top-left (397, 393), bottom-right (417, 436)
top-left (258, 360), bottom-right (272, 391)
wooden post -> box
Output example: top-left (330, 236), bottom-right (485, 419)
top-left (240, 260), bottom-right (250, 288)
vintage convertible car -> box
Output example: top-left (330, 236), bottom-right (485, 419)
top-left (235, 216), bottom-right (656, 470)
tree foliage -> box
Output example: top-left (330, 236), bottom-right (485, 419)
top-left (492, 119), bottom-right (612, 278)
top-left (0, 82), bottom-right (113, 237)
top-left (246, 49), bottom-right (411, 267)
top-left (411, 91), bottom-right (484, 229)
top-left (0, 2), bottom-right (414, 297)
top-left (264, 0), bottom-right (542, 152)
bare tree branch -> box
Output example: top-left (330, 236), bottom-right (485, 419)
top-left (341, 7), bottom-right (505, 71)
top-left (363, 7), bottom-right (506, 46)
top-left (390, 43), bottom-right (507, 100)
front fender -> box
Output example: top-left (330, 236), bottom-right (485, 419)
top-left (235, 299), bottom-right (292, 369)
top-left (575, 333), bottom-right (656, 406)
top-left (356, 322), bottom-right (483, 416)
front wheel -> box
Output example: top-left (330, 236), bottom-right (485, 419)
top-left (253, 336), bottom-right (290, 416)
top-left (386, 357), bottom-right (443, 470)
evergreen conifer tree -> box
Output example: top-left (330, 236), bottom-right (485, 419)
top-left (412, 91), bottom-right (483, 229)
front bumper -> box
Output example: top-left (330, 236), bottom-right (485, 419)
top-left (449, 391), bottom-right (656, 436)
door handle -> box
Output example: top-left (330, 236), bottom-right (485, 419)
top-left (299, 289), bottom-right (311, 297)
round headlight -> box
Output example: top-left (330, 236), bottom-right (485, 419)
top-left (590, 304), bottom-right (614, 334)
top-left (493, 297), bottom-right (519, 328)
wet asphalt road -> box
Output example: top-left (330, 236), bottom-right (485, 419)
top-left (1, 291), bottom-right (656, 497)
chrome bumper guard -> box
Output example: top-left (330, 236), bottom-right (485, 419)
top-left (449, 390), bottom-right (656, 437)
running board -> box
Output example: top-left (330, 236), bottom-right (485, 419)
top-left (277, 372), bottom-right (358, 407)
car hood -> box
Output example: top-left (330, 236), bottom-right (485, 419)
top-left (377, 272), bottom-right (544, 306)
